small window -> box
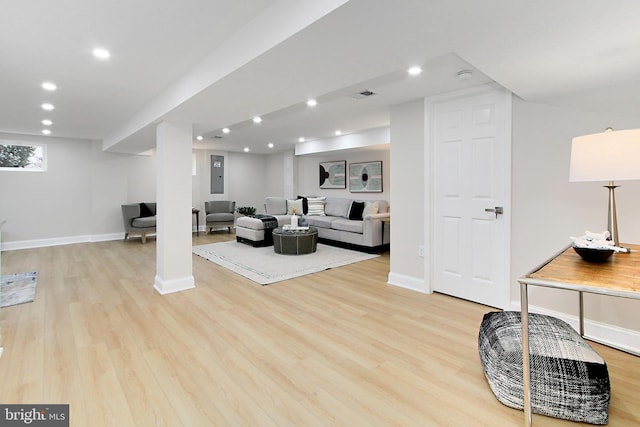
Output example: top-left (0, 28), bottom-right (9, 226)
top-left (0, 141), bottom-right (47, 171)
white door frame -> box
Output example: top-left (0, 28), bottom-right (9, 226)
top-left (423, 84), bottom-right (512, 309)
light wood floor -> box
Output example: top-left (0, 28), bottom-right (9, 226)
top-left (1, 232), bottom-right (638, 426)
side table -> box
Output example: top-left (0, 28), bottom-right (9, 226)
top-left (380, 216), bottom-right (390, 253)
top-left (517, 243), bottom-right (640, 426)
top-left (192, 208), bottom-right (200, 236)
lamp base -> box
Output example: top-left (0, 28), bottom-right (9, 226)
top-left (605, 182), bottom-right (621, 247)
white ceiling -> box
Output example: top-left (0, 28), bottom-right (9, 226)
top-left (3, 0), bottom-right (640, 154)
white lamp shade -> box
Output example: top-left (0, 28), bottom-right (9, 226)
top-left (569, 128), bottom-right (640, 182)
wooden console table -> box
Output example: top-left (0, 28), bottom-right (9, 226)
top-left (517, 244), bottom-right (640, 426)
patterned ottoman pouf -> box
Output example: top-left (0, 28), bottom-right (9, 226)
top-left (478, 311), bottom-right (610, 424)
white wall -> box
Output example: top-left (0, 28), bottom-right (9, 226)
top-left (0, 135), bottom-right (160, 247)
top-left (192, 149), bottom-right (269, 219)
top-left (2, 139), bottom-right (302, 247)
top-left (0, 134), bottom-right (88, 242)
top-left (192, 149), bottom-right (229, 213)
top-left (91, 142), bottom-right (155, 236)
top-left (227, 152), bottom-right (268, 215)
top-left (264, 152), bottom-right (287, 204)
top-left (511, 97), bottom-right (640, 335)
top-left (124, 150), bottom-right (157, 203)
top-left (388, 100), bottom-right (426, 287)
top-left (296, 148), bottom-right (390, 200)
top-left (383, 92), bottom-right (640, 351)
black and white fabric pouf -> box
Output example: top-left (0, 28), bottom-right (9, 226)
top-left (478, 311), bottom-right (610, 424)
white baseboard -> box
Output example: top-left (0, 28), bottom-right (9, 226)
top-left (387, 272), bottom-right (430, 294)
top-left (91, 233), bottom-right (124, 242)
top-left (154, 275), bottom-right (196, 295)
top-left (509, 302), bottom-right (640, 356)
top-left (1, 233), bottom-right (124, 251)
top-left (2, 235), bottom-right (93, 251)
top-left (2, 226), bottom-right (214, 251)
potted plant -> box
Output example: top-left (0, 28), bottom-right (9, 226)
top-left (236, 206), bottom-right (256, 216)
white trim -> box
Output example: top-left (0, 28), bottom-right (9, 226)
top-left (154, 275), bottom-right (196, 295)
top-left (423, 96), bottom-right (433, 294)
top-left (509, 302), bottom-right (640, 356)
top-left (387, 272), bottom-right (430, 294)
top-left (2, 235), bottom-right (93, 251)
top-left (1, 233), bottom-right (125, 251)
top-left (91, 233), bottom-right (126, 243)
top-left (1, 229), bottom-right (209, 251)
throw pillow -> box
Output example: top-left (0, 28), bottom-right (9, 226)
top-left (348, 201), bottom-right (365, 220)
top-left (306, 196), bottom-right (326, 216)
top-left (362, 201), bottom-right (379, 217)
top-left (287, 198), bottom-right (304, 215)
top-left (139, 202), bottom-right (154, 217)
top-left (297, 196), bottom-right (309, 214)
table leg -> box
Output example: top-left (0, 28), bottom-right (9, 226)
top-left (520, 282), bottom-right (532, 427)
top-left (196, 213), bottom-right (200, 236)
top-left (579, 291), bottom-right (584, 336)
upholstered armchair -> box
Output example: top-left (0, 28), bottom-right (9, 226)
top-left (121, 203), bottom-right (157, 243)
top-left (204, 201), bottom-right (236, 233)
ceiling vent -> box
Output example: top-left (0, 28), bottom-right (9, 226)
top-left (350, 90), bottom-right (377, 99)
top-left (213, 135), bottom-right (223, 139)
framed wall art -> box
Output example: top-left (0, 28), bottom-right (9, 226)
top-left (349, 161), bottom-right (383, 193)
top-left (319, 160), bottom-right (346, 189)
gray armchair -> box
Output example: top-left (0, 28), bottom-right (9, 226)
top-left (205, 201), bottom-right (236, 233)
top-left (121, 203), bottom-right (157, 243)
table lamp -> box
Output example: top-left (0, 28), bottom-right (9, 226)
top-left (569, 127), bottom-right (640, 249)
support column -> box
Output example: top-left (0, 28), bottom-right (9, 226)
top-left (283, 150), bottom-right (295, 199)
top-left (154, 121), bottom-right (195, 294)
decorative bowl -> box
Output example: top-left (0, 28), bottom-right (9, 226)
top-left (572, 246), bottom-right (614, 263)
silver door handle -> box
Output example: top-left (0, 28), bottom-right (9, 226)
top-left (485, 206), bottom-right (503, 218)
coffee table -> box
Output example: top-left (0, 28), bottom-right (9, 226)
top-left (272, 226), bottom-right (318, 255)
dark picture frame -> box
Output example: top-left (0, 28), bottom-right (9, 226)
top-left (319, 160), bottom-right (346, 189)
top-left (349, 161), bottom-right (383, 193)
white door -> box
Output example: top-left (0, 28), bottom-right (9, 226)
top-left (431, 89), bottom-right (510, 309)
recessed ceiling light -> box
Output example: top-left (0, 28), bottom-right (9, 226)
top-left (253, 116), bottom-right (262, 124)
top-left (222, 127), bottom-right (230, 134)
top-left (92, 47), bottom-right (111, 60)
top-left (306, 99), bottom-right (317, 107)
top-left (298, 137), bottom-right (305, 142)
top-left (41, 82), bottom-right (57, 91)
top-left (42, 129), bottom-right (51, 135)
top-left (335, 130), bottom-right (342, 136)
top-left (243, 147), bottom-right (250, 152)
top-left (196, 135), bottom-right (203, 141)
top-left (408, 66), bottom-right (422, 76)
top-left (41, 103), bottom-right (54, 111)
top-left (42, 119), bottom-right (53, 126)
top-left (267, 142), bottom-right (274, 148)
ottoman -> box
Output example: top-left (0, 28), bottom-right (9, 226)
top-left (272, 227), bottom-right (318, 255)
top-left (235, 215), bottom-right (278, 247)
top-left (478, 311), bottom-right (610, 424)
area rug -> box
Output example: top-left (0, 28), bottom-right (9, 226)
top-left (1, 271), bottom-right (37, 308)
top-left (193, 241), bottom-right (378, 285)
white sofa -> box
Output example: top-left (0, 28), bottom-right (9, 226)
top-left (264, 196), bottom-right (390, 253)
